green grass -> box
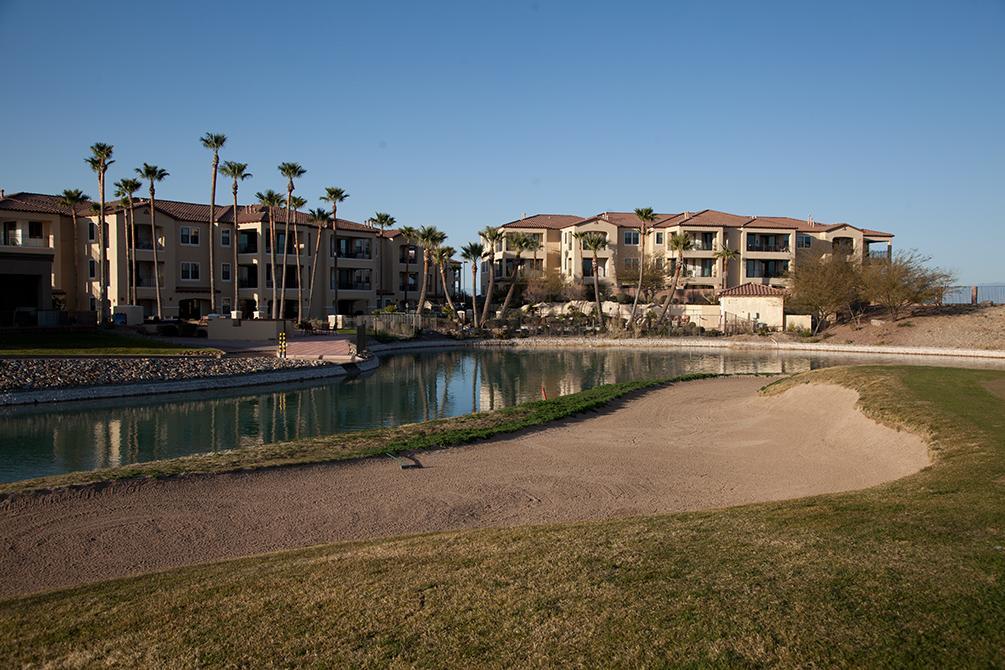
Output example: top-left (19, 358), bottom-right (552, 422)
top-left (0, 330), bottom-right (220, 357)
top-left (2, 366), bottom-right (1004, 667)
top-left (0, 373), bottom-right (717, 495)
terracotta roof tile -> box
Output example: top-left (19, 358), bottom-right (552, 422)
top-left (718, 283), bottom-right (788, 297)
top-left (500, 214), bottom-right (585, 230)
top-left (0, 192), bottom-right (88, 216)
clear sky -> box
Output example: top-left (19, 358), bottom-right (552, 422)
top-left (1, 0), bottom-right (1003, 283)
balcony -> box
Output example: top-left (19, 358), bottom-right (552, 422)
top-left (0, 234), bottom-right (52, 249)
top-left (338, 250), bottom-right (372, 260)
top-left (337, 281), bottom-right (372, 291)
top-left (745, 243), bottom-right (790, 253)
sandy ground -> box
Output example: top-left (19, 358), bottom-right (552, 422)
top-left (808, 304), bottom-right (1005, 350)
top-left (0, 377), bottom-right (928, 598)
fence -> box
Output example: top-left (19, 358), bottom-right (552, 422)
top-left (0, 309), bottom-right (97, 328)
top-left (942, 285), bottom-right (1005, 305)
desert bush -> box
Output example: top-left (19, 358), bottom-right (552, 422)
top-left (861, 250), bottom-right (954, 320)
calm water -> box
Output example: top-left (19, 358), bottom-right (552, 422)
top-left (1, 347), bottom-right (1001, 483)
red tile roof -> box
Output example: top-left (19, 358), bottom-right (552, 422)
top-left (0, 192), bottom-right (90, 216)
top-left (500, 214), bottom-right (585, 230)
top-left (718, 283), bottom-right (788, 297)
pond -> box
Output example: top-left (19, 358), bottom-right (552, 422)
top-left (1, 346), bottom-right (1001, 483)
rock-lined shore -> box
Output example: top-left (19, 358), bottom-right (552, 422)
top-left (0, 357), bottom-right (332, 393)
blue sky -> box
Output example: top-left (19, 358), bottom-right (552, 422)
top-left (1, 0), bottom-right (1003, 283)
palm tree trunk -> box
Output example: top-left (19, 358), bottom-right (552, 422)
top-left (294, 224), bottom-right (303, 323)
top-left (97, 174), bottom-right (107, 324)
top-left (129, 202), bottom-right (137, 305)
top-left (280, 195), bottom-right (292, 320)
top-left (208, 156), bottom-right (218, 313)
top-left (331, 212), bottom-right (339, 314)
top-left (307, 223), bottom-right (324, 319)
top-left (470, 264), bottom-right (479, 328)
top-left (231, 190), bottom-right (239, 313)
top-left (377, 231), bottom-right (384, 308)
top-left (71, 210), bottom-right (81, 310)
top-left (657, 257), bottom-right (685, 325)
top-left (499, 262), bottom-right (521, 317)
top-left (149, 190), bottom-right (163, 319)
top-left (480, 260), bottom-right (496, 325)
top-left (629, 229), bottom-right (645, 324)
top-left (591, 255), bottom-right (603, 328)
top-left (439, 262), bottom-right (458, 318)
top-left (269, 208), bottom-right (278, 318)
top-left (415, 250), bottom-right (430, 317)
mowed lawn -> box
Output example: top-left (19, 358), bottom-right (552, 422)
top-left (1, 366), bottom-right (1003, 667)
top-left (0, 330), bottom-right (219, 356)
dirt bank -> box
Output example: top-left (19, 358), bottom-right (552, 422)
top-left (0, 376), bottom-right (928, 598)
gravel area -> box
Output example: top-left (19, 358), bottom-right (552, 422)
top-left (815, 304), bottom-right (1005, 350)
top-left (0, 357), bottom-right (334, 393)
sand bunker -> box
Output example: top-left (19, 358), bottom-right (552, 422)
top-left (0, 377), bottom-right (928, 597)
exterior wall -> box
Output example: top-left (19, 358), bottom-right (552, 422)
top-left (739, 227), bottom-right (795, 288)
top-left (0, 211), bottom-right (65, 308)
top-left (719, 295), bottom-right (785, 329)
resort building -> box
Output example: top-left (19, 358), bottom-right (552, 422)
top-left (0, 191), bottom-right (461, 323)
top-left (483, 209), bottom-right (894, 300)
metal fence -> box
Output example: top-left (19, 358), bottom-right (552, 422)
top-left (942, 285), bottom-right (1005, 305)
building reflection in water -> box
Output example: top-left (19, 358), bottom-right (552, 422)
top-left (2, 347), bottom-right (986, 483)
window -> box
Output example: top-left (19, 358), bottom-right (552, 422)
top-left (180, 261), bottom-right (200, 280)
top-left (221, 228), bottom-right (231, 247)
top-left (654, 232), bottom-right (664, 246)
top-left (797, 234), bottom-right (812, 249)
top-left (180, 226), bottom-right (200, 246)
top-left (624, 257), bottom-right (639, 271)
top-left (88, 259), bottom-right (97, 279)
top-left (221, 263), bottom-right (232, 282)
top-left (623, 230), bottom-right (640, 245)
top-left (88, 222), bottom-right (96, 241)
top-left (28, 222), bottom-right (43, 239)
top-left (238, 230), bottom-right (258, 253)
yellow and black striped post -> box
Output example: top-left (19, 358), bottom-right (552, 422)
top-left (277, 331), bottom-right (287, 359)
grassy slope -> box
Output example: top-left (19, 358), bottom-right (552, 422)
top-left (1, 366), bottom-right (1004, 668)
top-left (0, 330), bottom-right (219, 356)
top-left (0, 374), bottom-right (716, 495)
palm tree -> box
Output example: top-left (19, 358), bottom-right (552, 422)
top-left (113, 178), bottom-right (142, 305)
top-left (200, 133), bottom-right (227, 313)
top-left (219, 161), bottom-right (252, 313)
top-left (59, 189), bottom-right (90, 311)
top-left (369, 212), bottom-right (396, 308)
top-left (433, 245), bottom-right (459, 317)
top-left (86, 143), bottom-right (114, 323)
top-left (320, 187), bottom-right (348, 313)
top-left (398, 225), bottom-right (419, 309)
top-left (415, 225), bottom-right (446, 316)
top-left (306, 207), bottom-right (332, 316)
top-left (478, 226), bottom-right (504, 325)
top-left (657, 232), bottom-right (694, 325)
top-left (714, 244), bottom-right (740, 287)
top-left (499, 232), bottom-right (531, 317)
top-left (256, 189), bottom-right (285, 318)
top-left (460, 242), bottom-right (484, 327)
top-left (630, 207), bottom-right (656, 323)
top-left (574, 230), bottom-right (608, 327)
top-left (135, 163), bottom-right (169, 319)
top-left (290, 194), bottom-right (308, 323)
top-left (277, 163), bottom-right (306, 319)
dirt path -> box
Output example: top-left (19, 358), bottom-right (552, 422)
top-left (0, 377), bottom-right (928, 598)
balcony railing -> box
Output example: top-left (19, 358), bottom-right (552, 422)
top-left (1, 235), bottom-right (53, 249)
top-left (337, 250), bottom-right (372, 259)
top-left (745, 244), bottom-right (790, 253)
top-left (337, 281), bottom-right (372, 291)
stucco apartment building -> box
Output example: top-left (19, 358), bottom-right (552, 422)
top-left (484, 209), bottom-right (894, 298)
top-left (0, 191), bottom-right (459, 321)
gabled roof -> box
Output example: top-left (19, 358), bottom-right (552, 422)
top-left (0, 192), bottom-right (88, 216)
top-left (589, 211), bottom-right (680, 228)
top-left (109, 197), bottom-right (372, 232)
top-left (718, 283), bottom-right (788, 297)
top-left (500, 214), bottom-right (585, 230)
top-left (655, 209), bottom-right (753, 229)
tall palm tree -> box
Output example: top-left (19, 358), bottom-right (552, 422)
top-left (219, 161), bottom-right (252, 313)
top-left (478, 226), bottom-right (504, 325)
top-left (630, 207), bottom-right (656, 323)
top-left (523, 234), bottom-right (542, 276)
top-left (306, 207), bottom-right (332, 316)
top-left (86, 143), bottom-right (114, 323)
top-left (59, 189), bottom-right (90, 311)
top-left (415, 225), bottom-right (446, 316)
top-left (658, 232), bottom-right (694, 325)
top-left (320, 187), bottom-right (348, 313)
top-left (460, 242), bottom-right (484, 327)
top-left (256, 189), bottom-right (285, 318)
top-left (433, 245), bottom-right (459, 317)
top-left (369, 212), bottom-right (395, 307)
top-left (200, 133), bottom-right (227, 313)
top-left (113, 178), bottom-right (142, 305)
top-left (714, 244), bottom-right (740, 288)
top-left (289, 194), bottom-right (308, 323)
top-left (398, 225), bottom-right (418, 309)
top-left (499, 232), bottom-right (531, 317)
top-left (574, 230), bottom-right (608, 328)
top-left (135, 163), bottom-right (169, 319)
top-left (277, 162), bottom-right (306, 319)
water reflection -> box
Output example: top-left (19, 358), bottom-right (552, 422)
top-left (1, 347), bottom-right (1001, 483)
